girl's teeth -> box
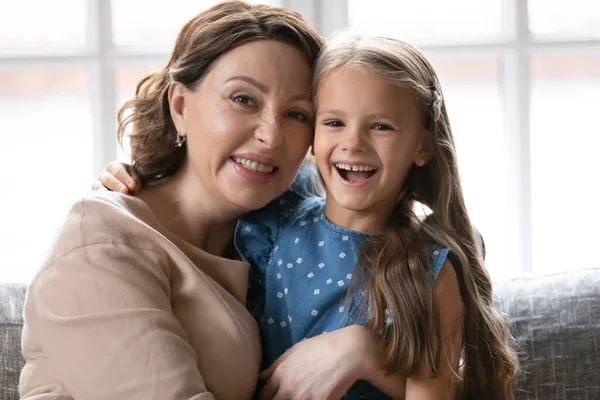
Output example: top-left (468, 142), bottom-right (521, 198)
top-left (335, 163), bottom-right (376, 172)
top-left (234, 157), bottom-right (274, 173)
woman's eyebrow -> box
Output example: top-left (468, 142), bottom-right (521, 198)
top-left (225, 75), bottom-right (268, 93)
top-left (225, 75), bottom-right (311, 102)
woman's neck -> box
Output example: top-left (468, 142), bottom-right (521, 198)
top-left (137, 163), bottom-right (241, 257)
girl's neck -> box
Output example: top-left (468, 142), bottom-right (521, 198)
top-left (137, 161), bottom-right (241, 257)
top-left (324, 195), bottom-right (392, 235)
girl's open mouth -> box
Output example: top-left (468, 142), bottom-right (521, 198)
top-left (334, 163), bottom-right (377, 184)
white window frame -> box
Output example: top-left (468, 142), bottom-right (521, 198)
top-left (2, 0), bottom-right (599, 274)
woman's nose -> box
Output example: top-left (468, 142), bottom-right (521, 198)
top-left (255, 113), bottom-right (283, 149)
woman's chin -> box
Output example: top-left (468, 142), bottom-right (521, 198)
top-left (223, 186), bottom-right (279, 214)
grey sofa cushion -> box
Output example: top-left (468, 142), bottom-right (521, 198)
top-left (0, 283), bottom-right (26, 400)
top-left (493, 268), bottom-right (600, 400)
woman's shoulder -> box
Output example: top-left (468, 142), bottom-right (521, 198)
top-left (42, 191), bottom-right (164, 267)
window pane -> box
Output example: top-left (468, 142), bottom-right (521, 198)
top-left (115, 66), bottom-right (164, 161)
top-left (348, 0), bottom-right (505, 45)
top-left (112, 0), bottom-right (281, 49)
top-left (0, 70), bottom-right (94, 283)
top-left (530, 54), bottom-right (600, 274)
top-left (0, 0), bottom-right (86, 51)
top-left (429, 57), bottom-right (508, 277)
top-left (529, 0), bottom-right (600, 38)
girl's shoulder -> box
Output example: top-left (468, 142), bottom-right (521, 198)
top-left (427, 243), bottom-right (450, 281)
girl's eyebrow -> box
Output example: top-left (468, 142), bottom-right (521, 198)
top-left (362, 112), bottom-right (397, 120)
top-left (316, 108), bottom-right (346, 116)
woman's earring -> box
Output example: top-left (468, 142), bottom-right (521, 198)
top-left (174, 133), bottom-right (186, 148)
top-left (416, 160), bottom-right (426, 167)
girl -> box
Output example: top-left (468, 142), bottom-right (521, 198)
top-left (99, 33), bottom-right (518, 399)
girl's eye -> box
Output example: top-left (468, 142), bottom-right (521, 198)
top-left (373, 123), bottom-right (392, 131)
top-left (232, 95), bottom-right (255, 106)
top-left (288, 111), bottom-right (310, 123)
top-left (324, 120), bottom-right (344, 127)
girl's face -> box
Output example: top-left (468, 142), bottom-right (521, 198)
top-left (313, 66), bottom-right (431, 231)
top-left (171, 40), bottom-right (314, 214)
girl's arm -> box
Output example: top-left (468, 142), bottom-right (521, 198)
top-left (92, 161), bottom-right (141, 194)
top-left (404, 260), bottom-right (464, 399)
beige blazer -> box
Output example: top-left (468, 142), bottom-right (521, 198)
top-left (20, 192), bottom-right (261, 400)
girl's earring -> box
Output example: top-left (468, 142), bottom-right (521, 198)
top-left (416, 160), bottom-right (426, 167)
top-left (175, 133), bottom-right (186, 148)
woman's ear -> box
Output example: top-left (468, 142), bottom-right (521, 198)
top-left (168, 82), bottom-right (187, 137)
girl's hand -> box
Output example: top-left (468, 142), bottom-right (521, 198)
top-left (259, 325), bottom-right (392, 400)
top-left (91, 161), bottom-right (141, 194)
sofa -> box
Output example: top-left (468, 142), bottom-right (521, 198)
top-left (1, 268), bottom-right (599, 400)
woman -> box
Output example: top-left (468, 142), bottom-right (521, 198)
top-left (19, 2), bottom-right (323, 399)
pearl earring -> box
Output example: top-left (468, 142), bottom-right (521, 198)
top-left (174, 133), bottom-right (186, 148)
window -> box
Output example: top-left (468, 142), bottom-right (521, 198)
top-left (530, 54), bottom-right (600, 273)
top-left (2, 0), bottom-right (598, 282)
top-left (0, 69), bottom-right (94, 283)
top-left (348, 0), bottom-right (506, 44)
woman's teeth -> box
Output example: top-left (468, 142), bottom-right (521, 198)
top-left (233, 157), bottom-right (275, 173)
top-left (334, 163), bottom-right (377, 172)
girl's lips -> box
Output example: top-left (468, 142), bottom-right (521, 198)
top-left (334, 165), bottom-right (378, 188)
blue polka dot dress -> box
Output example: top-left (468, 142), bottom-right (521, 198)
top-left (235, 166), bottom-right (450, 399)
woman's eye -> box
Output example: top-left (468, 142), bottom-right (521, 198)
top-left (232, 95), bottom-right (255, 106)
top-left (288, 111), bottom-right (310, 123)
top-left (324, 120), bottom-right (344, 127)
top-left (373, 123), bottom-right (392, 131)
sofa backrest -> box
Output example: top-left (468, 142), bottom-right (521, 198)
top-left (493, 267), bottom-right (600, 399)
top-left (1, 268), bottom-right (599, 400)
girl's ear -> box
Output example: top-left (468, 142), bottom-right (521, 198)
top-left (414, 132), bottom-right (434, 166)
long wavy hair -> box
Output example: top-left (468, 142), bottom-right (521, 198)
top-left (313, 34), bottom-right (518, 399)
top-left (118, 0), bottom-right (323, 184)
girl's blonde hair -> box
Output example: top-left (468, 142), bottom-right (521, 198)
top-left (313, 34), bottom-right (518, 399)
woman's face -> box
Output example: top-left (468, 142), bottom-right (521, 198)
top-left (170, 40), bottom-right (314, 213)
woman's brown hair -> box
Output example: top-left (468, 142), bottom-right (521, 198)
top-left (313, 34), bottom-right (518, 399)
top-left (118, 0), bottom-right (323, 183)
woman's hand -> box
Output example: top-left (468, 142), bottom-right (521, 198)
top-left (91, 161), bottom-right (141, 194)
top-left (259, 325), bottom-right (389, 400)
